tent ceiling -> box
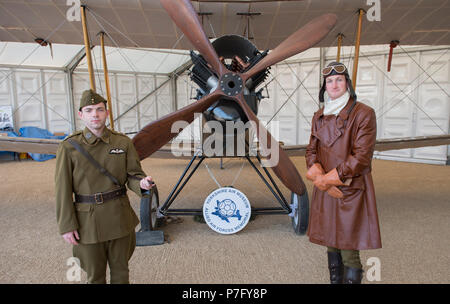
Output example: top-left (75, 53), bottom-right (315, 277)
top-left (0, 0), bottom-right (449, 52)
top-left (0, 41), bottom-right (191, 73)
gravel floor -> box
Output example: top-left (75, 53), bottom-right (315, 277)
top-left (0, 156), bottom-right (449, 284)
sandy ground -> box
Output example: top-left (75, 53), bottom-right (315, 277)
top-left (0, 156), bottom-right (449, 284)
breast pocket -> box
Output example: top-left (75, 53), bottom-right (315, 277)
top-left (314, 119), bottom-right (343, 148)
top-left (107, 148), bottom-right (127, 178)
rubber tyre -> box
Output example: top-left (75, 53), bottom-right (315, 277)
top-left (139, 186), bottom-right (162, 231)
top-left (291, 190), bottom-right (309, 235)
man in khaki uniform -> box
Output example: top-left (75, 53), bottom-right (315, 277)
top-left (55, 89), bottom-right (154, 284)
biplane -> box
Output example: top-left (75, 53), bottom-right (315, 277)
top-left (0, 0), bottom-right (449, 241)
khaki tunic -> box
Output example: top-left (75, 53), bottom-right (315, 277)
top-left (55, 127), bottom-right (144, 244)
top-left (305, 99), bottom-right (382, 250)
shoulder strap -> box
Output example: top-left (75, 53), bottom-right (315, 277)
top-left (67, 138), bottom-right (121, 186)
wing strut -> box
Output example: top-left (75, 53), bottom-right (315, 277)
top-left (80, 5), bottom-right (96, 92)
top-left (100, 31), bottom-right (115, 130)
top-left (336, 33), bottom-right (344, 62)
top-left (352, 9), bottom-right (365, 88)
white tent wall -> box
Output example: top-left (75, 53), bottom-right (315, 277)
top-left (415, 51), bottom-right (450, 162)
top-left (0, 68), bottom-right (71, 135)
top-left (174, 73), bottom-right (202, 144)
top-left (72, 71), bottom-right (173, 135)
top-left (137, 75), bottom-right (157, 131)
top-left (0, 45), bottom-right (448, 164)
top-left (253, 45), bottom-right (450, 165)
top-left (0, 70), bottom-right (15, 122)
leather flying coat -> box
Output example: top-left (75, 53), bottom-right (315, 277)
top-left (305, 99), bottom-right (382, 250)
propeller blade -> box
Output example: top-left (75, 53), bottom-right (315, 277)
top-left (161, 0), bottom-right (224, 75)
top-left (133, 91), bottom-right (222, 160)
top-left (233, 95), bottom-right (306, 196)
top-left (243, 13), bottom-right (337, 80)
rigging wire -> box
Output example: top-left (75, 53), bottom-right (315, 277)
top-left (205, 162), bottom-right (222, 188)
top-left (207, 14), bottom-right (217, 39)
top-left (89, 39), bottom-right (104, 97)
top-left (347, 10), bottom-right (359, 72)
top-left (0, 42), bottom-right (8, 57)
top-left (204, 157), bottom-right (247, 189)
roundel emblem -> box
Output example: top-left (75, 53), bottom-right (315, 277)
top-left (203, 187), bottom-right (251, 234)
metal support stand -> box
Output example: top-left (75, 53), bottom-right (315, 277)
top-left (136, 187), bottom-right (165, 246)
top-left (159, 151), bottom-right (291, 217)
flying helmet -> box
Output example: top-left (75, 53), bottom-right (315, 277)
top-left (318, 62), bottom-right (357, 103)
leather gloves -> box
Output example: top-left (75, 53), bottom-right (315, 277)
top-left (314, 167), bottom-right (344, 189)
top-left (306, 164), bottom-right (352, 199)
top-left (306, 163), bottom-right (325, 181)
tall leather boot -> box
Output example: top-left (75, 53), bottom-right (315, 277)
top-left (343, 266), bottom-right (364, 284)
top-left (327, 251), bottom-right (343, 284)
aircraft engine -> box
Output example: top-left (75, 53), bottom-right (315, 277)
top-left (189, 35), bottom-right (270, 125)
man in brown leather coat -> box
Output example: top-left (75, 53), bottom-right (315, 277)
top-left (305, 62), bottom-right (381, 284)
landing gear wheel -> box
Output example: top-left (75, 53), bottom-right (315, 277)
top-left (291, 190), bottom-right (309, 235)
top-left (139, 185), bottom-right (162, 231)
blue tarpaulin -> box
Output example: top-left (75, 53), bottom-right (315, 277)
top-left (18, 126), bottom-right (67, 162)
top-left (0, 130), bottom-right (19, 159)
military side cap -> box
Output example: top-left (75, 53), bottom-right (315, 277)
top-left (79, 89), bottom-right (107, 110)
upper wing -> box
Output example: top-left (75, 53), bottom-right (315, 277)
top-left (1, 0), bottom-right (448, 49)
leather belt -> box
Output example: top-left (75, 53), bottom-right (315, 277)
top-left (74, 187), bottom-right (127, 204)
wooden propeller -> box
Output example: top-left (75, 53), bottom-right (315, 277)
top-left (132, 90), bottom-right (222, 158)
top-left (132, 0), bottom-right (337, 196)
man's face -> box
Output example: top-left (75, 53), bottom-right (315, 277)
top-left (78, 103), bottom-right (108, 132)
top-left (325, 74), bottom-right (347, 100)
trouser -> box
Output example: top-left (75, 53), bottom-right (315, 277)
top-left (327, 246), bottom-right (362, 269)
top-left (73, 232), bottom-right (136, 284)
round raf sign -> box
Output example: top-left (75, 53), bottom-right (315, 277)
top-left (203, 187), bottom-right (251, 234)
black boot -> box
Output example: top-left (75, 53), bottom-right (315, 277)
top-left (327, 251), bottom-right (343, 284)
top-left (343, 266), bottom-right (364, 284)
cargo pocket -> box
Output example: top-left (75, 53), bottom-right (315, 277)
top-left (74, 203), bottom-right (94, 242)
top-left (340, 188), bottom-right (362, 204)
top-left (121, 199), bottom-right (139, 230)
top-left (75, 203), bottom-right (91, 212)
